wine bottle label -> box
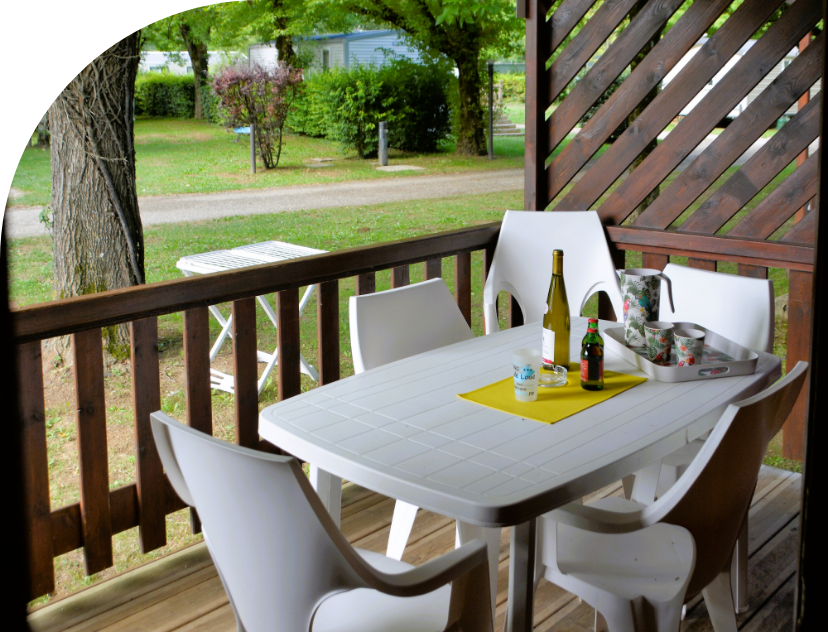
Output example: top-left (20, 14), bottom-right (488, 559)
top-left (542, 329), bottom-right (555, 365)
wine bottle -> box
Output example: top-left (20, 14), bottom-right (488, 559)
top-left (541, 250), bottom-right (570, 386)
top-left (580, 318), bottom-right (604, 391)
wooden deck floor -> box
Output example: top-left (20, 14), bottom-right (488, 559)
top-left (28, 465), bottom-right (800, 632)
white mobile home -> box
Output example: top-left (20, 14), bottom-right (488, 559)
top-left (139, 51), bottom-right (241, 75)
top-left (249, 30), bottom-right (421, 72)
top-left (663, 37), bottom-right (820, 119)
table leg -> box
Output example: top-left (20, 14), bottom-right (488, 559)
top-left (456, 522), bottom-right (500, 622)
top-left (507, 519), bottom-right (537, 632)
top-left (309, 465), bottom-right (342, 527)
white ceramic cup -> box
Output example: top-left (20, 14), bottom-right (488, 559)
top-left (513, 348), bottom-right (541, 402)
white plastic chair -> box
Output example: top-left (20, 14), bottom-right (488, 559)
top-left (350, 278), bottom-right (474, 375)
top-left (626, 263), bottom-right (775, 612)
top-left (349, 279), bottom-right (474, 559)
top-left (537, 362), bottom-right (808, 632)
top-left (151, 411), bottom-right (493, 632)
top-left (483, 210), bottom-right (624, 334)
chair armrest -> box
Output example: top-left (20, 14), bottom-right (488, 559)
top-left (351, 539), bottom-right (490, 598)
top-left (541, 501), bottom-right (647, 534)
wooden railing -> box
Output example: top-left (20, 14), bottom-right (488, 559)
top-left (13, 224), bottom-right (500, 601)
top-left (523, 0), bottom-right (820, 459)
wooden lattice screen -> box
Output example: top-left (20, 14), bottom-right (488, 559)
top-left (523, 0), bottom-right (821, 459)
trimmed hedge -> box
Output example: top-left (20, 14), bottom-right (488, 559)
top-left (289, 57), bottom-right (454, 155)
top-left (135, 73), bottom-right (221, 122)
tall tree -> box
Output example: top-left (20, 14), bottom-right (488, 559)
top-left (49, 32), bottom-right (143, 358)
top-left (323, 0), bottom-right (521, 156)
top-left (143, 7), bottom-right (215, 119)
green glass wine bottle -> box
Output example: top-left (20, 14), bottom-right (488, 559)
top-left (541, 250), bottom-right (570, 387)
top-left (580, 318), bottom-right (604, 391)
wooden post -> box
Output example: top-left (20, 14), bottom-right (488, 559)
top-left (277, 289), bottom-right (302, 401)
top-left (524, 0), bottom-right (551, 211)
top-left (317, 281), bottom-right (340, 386)
top-left (425, 258), bottom-right (442, 281)
top-left (129, 317), bottom-right (166, 553)
top-left (183, 307), bottom-right (212, 534)
top-left (795, 31), bottom-right (812, 224)
top-left (455, 253), bottom-right (472, 326)
top-left (391, 266), bottom-right (410, 288)
top-left (73, 328), bottom-right (113, 575)
top-left (17, 341), bottom-right (55, 598)
top-left (232, 298), bottom-right (259, 449)
top-left (356, 272), bottom-right (376, 295)
top-left (784, 270), bottom-right (813, 460)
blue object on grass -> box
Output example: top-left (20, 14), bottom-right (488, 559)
top-left (234, 127), bottom-right (251, 135)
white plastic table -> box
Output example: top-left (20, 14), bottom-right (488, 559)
top-left (259, 317), bottom-right (781, 632)
top-left (177, 241), bottom-right (326, 394)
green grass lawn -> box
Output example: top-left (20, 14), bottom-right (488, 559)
top-left (9, 117), bottom-right (527, 208)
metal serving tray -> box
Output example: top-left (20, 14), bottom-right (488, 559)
top-left (604, 322), bottom-right (758, 383)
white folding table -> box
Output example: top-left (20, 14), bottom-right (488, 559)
top-left (259, 317), bottom-right (781, 632)
top-left (177, 241), bottom-right (326, 394)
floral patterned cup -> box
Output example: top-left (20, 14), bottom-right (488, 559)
top-left (644, 321), bottom-right (674, 365)
top-left (618, 268), bottom-right (674, 348)
top-left (674, 329), bottom-right (705, 366)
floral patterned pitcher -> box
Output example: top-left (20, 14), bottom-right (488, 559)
top-left (618, 268), bottom-right (674, 348)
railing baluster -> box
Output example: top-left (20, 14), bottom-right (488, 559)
top-left (737, 264), bottom-right (769, 279)
top-left (392, 266), bottom-right (410, 288)
top-left (277, 289), bottom-right (302, 401)
top-left (232, 299), bottom-right (259, 449)
top-left (356, 272), bottom-right (376, 295)
top-left (642, 253), bottom-right (669, 271)
top-left (17, 340), bottom-right (54, 598)
top-left (455, 253), bottom-right (472, 326)
top-left (425, 258), bottom-right (442, 280)
top-left (183, 307), bottom-right (212, 532)
top-left (688, 258), bottom-right (717, 271)
top-left (129, 318), bottom-right (166, 552)
top-left (317, 281), bottom-right (340, 386)
top-left (72, 328), bottom-right (113, 575)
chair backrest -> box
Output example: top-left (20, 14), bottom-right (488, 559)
top-left (482, 210), bottom-right (623, 333)
top-left (150, 412), bottom-right (368, 632)
top-left (349, 278), bottom-right (474, 374)
top-left (659, 263), bottom-right (775, 352)
top-left (644, 362), bottom-right (807, 596)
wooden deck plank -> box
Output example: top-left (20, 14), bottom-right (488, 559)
top-left (29, 467), bottom-right (799, 632)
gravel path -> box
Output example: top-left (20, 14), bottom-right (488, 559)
top-left (4, 168), bottom-right (523, 239)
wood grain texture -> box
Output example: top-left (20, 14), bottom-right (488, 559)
top-left (781, 208), bottom-right (816, 243)
top-left (391, 266), bottom-right (410, 288)
top-left (17, 341), bottom-right (54, 598)
top-left (182, 307), bottom-right (211, 534)
top-left (129, 318), bottom-right (166, 553)
top-left (356, 272), bottom-right (376, 296)
top-left (688, 258), bottom-right (717, 272)
top-left (634, 33), bottom-right (824, 230)
top-left (728, 151), bottom-right (819, 239)
top-left (598, 0), bottom-right (821, 224)
top-left (555, 0), bottom-right (794, 212)
top-left (641, 253), bottom-right (669, 271)
top-left (317, 281), bottom-right (340, 386)
top-left (678, 93), bottom-right (822, 235)
top-left (547, 0), bottom-right (733, 200)
top-left (547, 0), bottom-right (595, 56)
top-left (13, 223), bottom-right (501, 344)
top-left (525, 0), bottom-right (553, 211)
top-left (231, 299), bottom-right (258, 449)
top-left (424, 258), bottom-right (442, 281)
top-left (276, 289), bottom-right (301, 402)
top-left (72, 328), bottom-right (113, 575)
top-left (607, 225), bottom-right (815, 269)
top-left (783, 270), bottom-right (812, 461)
top-left (455, 252), bottom-right (472, 326)
top-left (737, 264), bottom-right (769, 279)
top-left (546, 0), bottom-right (687, 154)
top-left (546, 0), bottom-right (640, 106)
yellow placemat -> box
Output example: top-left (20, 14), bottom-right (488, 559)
top-left (458, 362), bottom-right (647, 425)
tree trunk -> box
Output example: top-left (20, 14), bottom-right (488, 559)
top-left (454, 49), bottom-right (486, 156)
top-left (273, 0), bottom-right (297, 66)
top-left (626, 0), bottom-right (663, 223)
top-left (49, 32), bottom-right (144, 360)
top-left (180, 23), bottom-right (210, 120)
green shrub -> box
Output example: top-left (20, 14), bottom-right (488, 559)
top-left (135, 73), bottom-right (195, 118)
top-left (495, 73), bottom-right (525, 103)
top-left (289, 58), bottom-right (453, 156)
